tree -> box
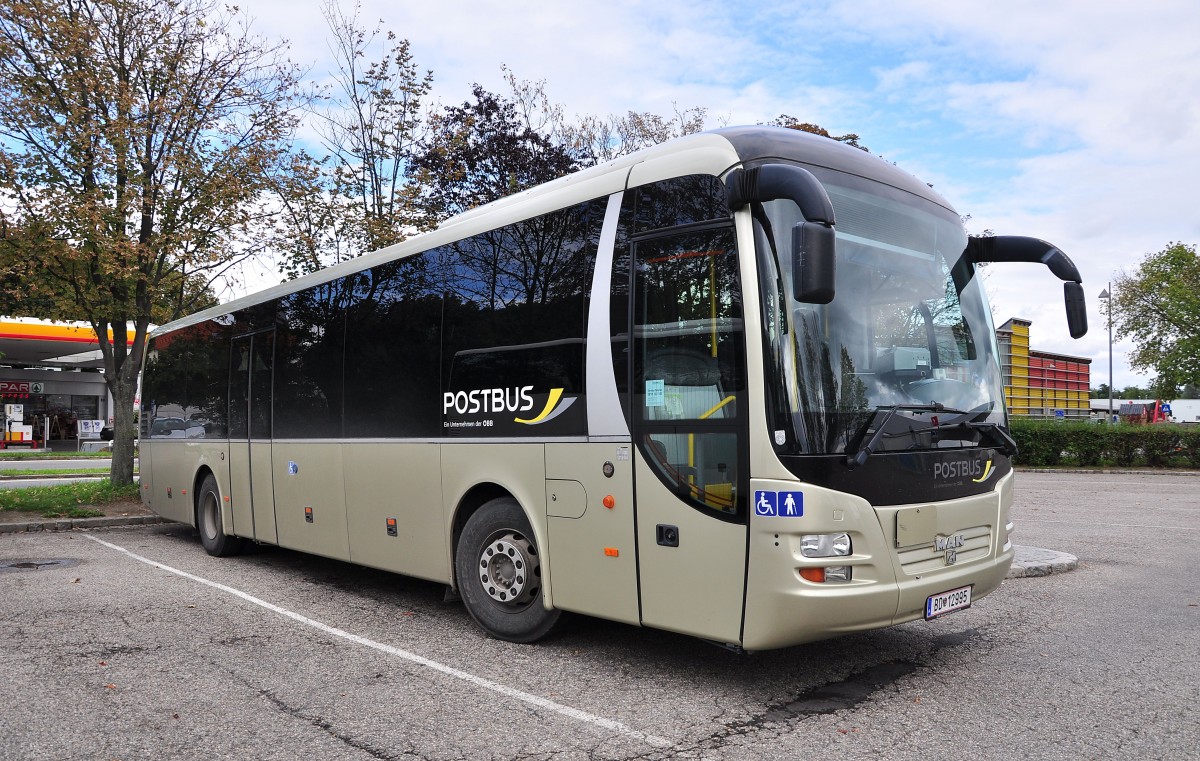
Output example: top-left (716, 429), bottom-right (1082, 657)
top-left (769, 115), bottom-right (869, 152)
top-left (0, 0), bottom-right (308, 484)
top-left (1111, 242), bottom-right (1200, 391)
top-left (408, 84), bottom-right (583, 221)
top-left (273, 2), bottom-right (432, 280)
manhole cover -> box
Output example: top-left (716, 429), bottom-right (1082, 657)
top-left (0, 558), bottom-right (81, 573)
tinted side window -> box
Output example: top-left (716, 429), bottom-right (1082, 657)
top-left (441, 200), bottom-right (603, 437)
top-left (629, 174), bottom-right (728, 234)
top-left (342, 255), bottom-right (445, 437)
top-left (141, 319), bottom-right (231, 439)
top-left (274, 279), bottom-right (350, 438)
top-left (612, 175), bottom-right (729, 422)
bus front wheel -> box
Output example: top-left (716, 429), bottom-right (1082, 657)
top-left (196, 474), bottom-right (244, 557)
top-left (455, 497), bottom-right (561, 643)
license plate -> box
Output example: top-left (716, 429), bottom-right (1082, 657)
top-left (925, 585), bottom-right (972, 620)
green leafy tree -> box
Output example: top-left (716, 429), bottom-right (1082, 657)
top-left (0, 0), bottom-right (309, 484)
top-left (769, 115), bottom-right (869, 152)
top-left (273, 2), bottom-right (432, 279)
top-left (1111, 242), bottom-right (1200, 391)
top-left (408, 84), bottom-right (583, 220)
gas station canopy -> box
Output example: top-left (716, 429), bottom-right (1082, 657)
top-left (0, 316), bottom-right (135, 369)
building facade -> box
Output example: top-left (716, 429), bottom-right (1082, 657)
top-left (996, 317), bottom-right (1091, 419)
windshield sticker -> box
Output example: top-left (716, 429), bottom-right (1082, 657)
top-left (646, 379), bottom-right (665, 407)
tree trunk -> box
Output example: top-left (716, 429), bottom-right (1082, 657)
top-left (104, 320), bottom-right (147, 488)
top-left (108, 366), bottom-right (139, 486)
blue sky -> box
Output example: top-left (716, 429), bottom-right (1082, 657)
top-left (244, 0), bottom-right (1200, 391)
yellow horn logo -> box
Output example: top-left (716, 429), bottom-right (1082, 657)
top-left (972, 459), bottom-right (995, 483)
top-left (515, 388), bottom-right (576, 425)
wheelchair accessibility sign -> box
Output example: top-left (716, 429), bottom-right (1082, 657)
top-left (754, 490), bottom-right (804, 517)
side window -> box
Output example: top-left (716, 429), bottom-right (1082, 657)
top-left (634, 225), bottom-right (746, 517)
top-left (342, 256), bottom-right (444, 437)
top-left (275, 280), bottom-right (349, 439)
top-left (441, 199), bottom-right (603, 437)
top-left (141, 319), bottom-right (230, 439)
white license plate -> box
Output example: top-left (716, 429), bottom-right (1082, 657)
top-left (925, 585), bottom-right (972, 620)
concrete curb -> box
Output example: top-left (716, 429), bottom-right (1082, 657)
top-left (1007, 545), bottom-right (1078, 578)
top-left (0, 514), bottom-right (168, 534)
top-left (1017, 468), bottom-right (1200, 476)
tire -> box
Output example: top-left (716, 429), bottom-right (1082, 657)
top-left (196, 474), bottom-right (244, 557)
top-left (455, 497), bottom-right (561, 643)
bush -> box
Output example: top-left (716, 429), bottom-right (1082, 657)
top-left (1009, 419), bottom-right (1200, 469)
top-left (1010, 419), bottom-right (1067, 466)
top-left (1178, 428), bottom-right (1200, 469)
top-left (1063, 424), bottom-right (1106, 466)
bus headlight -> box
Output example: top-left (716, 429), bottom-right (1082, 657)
top-left (800, 532), bottom-right (851, 558)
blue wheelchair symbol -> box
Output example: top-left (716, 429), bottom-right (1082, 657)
top-left (755, 490), bottom-right (803, 517)
top-left (755, 491), bottom-right (777, 516)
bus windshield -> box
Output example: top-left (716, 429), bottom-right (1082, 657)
top-left (756, 169), bottom-right (1006, 456)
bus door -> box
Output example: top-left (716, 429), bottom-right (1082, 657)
top-left (630, 224), bottom-right (749, 646)
top-left (228, 330), bottom-right (277, 543)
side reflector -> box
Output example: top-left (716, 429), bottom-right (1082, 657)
top-left (604, 547), bottom-right (619, 557)
top-left (799, 567), bottom-right (826, 583)
top-left (602, 495), bottom-right (616, 509)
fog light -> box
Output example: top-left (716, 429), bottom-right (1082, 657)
top-left (825, 565), bottom-right (852, 582)
top-left (800, 532), bottom-right (851, 558)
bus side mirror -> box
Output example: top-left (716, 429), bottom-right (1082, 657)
top-left (726, 164), bottom-right (839, 305)
top-left (792, 221), bottom-right (836, 304)
top-left (1064, 281), bottom-right (1088, 339)
top-left (966, 235), bottom-right (1088, 338)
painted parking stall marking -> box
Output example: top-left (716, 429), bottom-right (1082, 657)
top-left (83, 534), bottom-right (672, 749)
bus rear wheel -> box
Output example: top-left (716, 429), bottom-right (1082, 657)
top-left (196, 474), bottom-right (244, 557)
top-left (455, 497), bottom-right (560, 643)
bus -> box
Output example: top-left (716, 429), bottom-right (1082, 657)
top-left (139, 126), bottom-right (1087, 650)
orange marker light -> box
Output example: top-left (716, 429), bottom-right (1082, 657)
top-left (602, 495), bottom-right (616, 509)
top-left (604, 547), bottom-right (619, 557)
top-left (800, 567), bottom-right (827, 583)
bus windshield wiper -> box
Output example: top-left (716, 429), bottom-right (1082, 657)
top-left (902, 409), bottom-right (1018, 457)
top-left (846, 403), bottom-right (945, 469)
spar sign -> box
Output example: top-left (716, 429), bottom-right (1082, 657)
top-left (0, 381), bottom-right (44, 398)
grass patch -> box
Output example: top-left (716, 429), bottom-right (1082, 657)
top-left (0, 479), bottom-right (140, 518)
top-left (1, 467), bottom-right (128, 477)
top-left (0, 450), bottom-right (118, 461)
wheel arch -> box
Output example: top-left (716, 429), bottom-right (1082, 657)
top-left (450, 482), bottom-right (513, 588)
top-left (191, 464), bottom-right (217, 529)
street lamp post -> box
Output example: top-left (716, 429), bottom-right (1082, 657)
top-left (1100, 284), bottom-right (1114, 424)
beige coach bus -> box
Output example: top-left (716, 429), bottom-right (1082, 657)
top-left (139, 126), bottom-right (1087, 650)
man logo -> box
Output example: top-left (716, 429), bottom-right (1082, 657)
top-left (515, 388), bottom-right (576, 425)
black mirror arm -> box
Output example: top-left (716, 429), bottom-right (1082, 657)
top-left (966, 235), bottom-right (1082, 284)
top-left (967, 235), bottom-right (1088, 338)
top-left (725, 165), bottom-right (835, 226)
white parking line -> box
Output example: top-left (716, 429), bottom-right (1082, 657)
top-left (84, 534), bottom-right (672, 749)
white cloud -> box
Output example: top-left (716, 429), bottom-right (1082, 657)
top-left (233, 0), bottom-right (1200, 389)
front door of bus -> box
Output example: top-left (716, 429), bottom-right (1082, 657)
top-left (229, 331), bottom-right (277, 543)
top-left (631, 224), bottom-right (749, 646)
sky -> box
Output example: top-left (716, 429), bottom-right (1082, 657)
top-left (240, 0), bottom-right (1200, 391)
